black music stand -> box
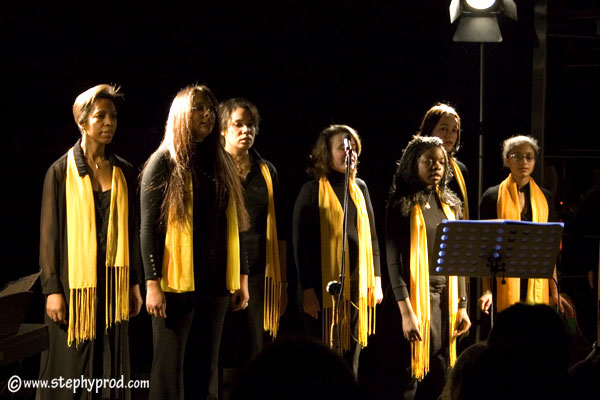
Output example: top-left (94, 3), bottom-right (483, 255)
top-left (432, 219), bottom-right (564, 325)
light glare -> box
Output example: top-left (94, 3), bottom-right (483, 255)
top-left (466, 0), bottom-right (496, 10)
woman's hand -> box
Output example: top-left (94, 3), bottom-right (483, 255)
top-left (302, 288), bottom-right (320, 319)
top-left (46, 293), bottom-right (67, 324)
top-left (478, 291), bottom-right (493, 314)
top-left (146, 279), bottom-right (167, 318)
top-left (399, 303), bottom-right (422, 342)
top-left (129, 284), bottom-right (143, 318)
top-left (454, 307), bottom-right (471, 337)
top-left (374, 276), bottom-right (384, 304)
top-left (232, 274), bottom-right (250, 311)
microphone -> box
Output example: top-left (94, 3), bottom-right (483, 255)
top-left (343, 134), bottom-right (352, 154)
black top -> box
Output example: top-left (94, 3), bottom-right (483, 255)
top-left (292, 171), bottom-right (381, 293)
top-left (479, 181), bottom-right (558, 222)
top-left (39, 139), bottom-right (141, 296)
top-left (385, 191), bottom-right (467, 305)
top-left (140, 142), bottom-right (248, 295)
top-left (241, 148), bottom-right (282, 277)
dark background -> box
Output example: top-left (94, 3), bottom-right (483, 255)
top-left (2, 0), bottom-right (599, 395)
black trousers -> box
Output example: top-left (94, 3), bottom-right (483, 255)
top-left (149, 291), bottom-right (229, 400)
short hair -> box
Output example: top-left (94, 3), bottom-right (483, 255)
top-left (218, 98), bottom-right (261, 135)
top-left (307, 124), bottom-right (362, 179)
top-left (417, 103), bottom-right (462, 155)
top-left (501, 135), bottom-right (539, 166)
top-left (72, 84), bottom-right (123, 133)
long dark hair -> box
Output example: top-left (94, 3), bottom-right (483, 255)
top-left (142, 84), bottom-right (249, 230)
top-left (388, 135), bottom-right (462, 217)
top-left (417, 103), bottom-right (461, 155)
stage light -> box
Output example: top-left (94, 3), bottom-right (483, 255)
top-left (450, 0), bottom-right (517, 42)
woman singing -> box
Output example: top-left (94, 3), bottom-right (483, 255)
top-left (219, 97), bottom-right (287, 368)
top-left (140, 85), bottom-right (249, 399)
top-left (478, 135), bottom-right (571, 315)
top-left (39, 84), bottom-right (143, 400)
top-left (383, 136), bottom-right (470, 400)
top-left (292, 124), bottom-right (383, 375)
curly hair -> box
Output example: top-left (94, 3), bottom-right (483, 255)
top-left (388, 135), bottom-right (462, 217)
top-left (306, 124), bottom-right (362, 179)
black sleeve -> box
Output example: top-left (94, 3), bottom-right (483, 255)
top-left (121, 160), bottom-right (142, 286)
top-left (358, 179), bottom-right (381, 277)
top-left (541, 187), bottom-right (558, 223)
top-left (479, 186), bottom-right (499, 220)
top-left (140, 151), bottom-right (170, 281)
top-left (292, 181), bottom-right (321, 291)
top-left (385, 203), bottom-right (410, 301)
top-left (39, 160), bottom-right (64, 295)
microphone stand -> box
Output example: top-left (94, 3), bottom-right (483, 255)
top-left (326, 145), bottom-right (352, 356)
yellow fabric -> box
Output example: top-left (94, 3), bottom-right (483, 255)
top-left (449, 157), bottom-right (469, 220)
top-left (496, 174), bottom-right (549, 312)
top-left (161, 172), bottom-right (240, 293)
top-left (318, 177), bottom-right (376, 351)
top-left (258, 162), bottom-right (282, 337)
top-left (65, 148), bottom-right (129, 347)
top-left (409, 195), bottom-right (457, 380)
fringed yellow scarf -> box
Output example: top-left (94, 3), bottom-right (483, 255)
top-left (409, 195), bottom-right (458, 380)
top-left (449, 157), bottom-right (469, 220)
top-left (161, 172), bottom-right (240, 293)
top-left (318, 177), bottom-right (376, 351)
top-left (496, 174), bottom-right (549, 312)
top-left (65, 148), bottom-right (129, 347)
top-left (258, 162), bottom-right (282, 337)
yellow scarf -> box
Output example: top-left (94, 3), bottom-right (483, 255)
top-left (318, 177), bottom-right (376, 351)
top-left (65, 148), bottom-right (129, 347)
top-left (161, 172), bottom-right (240, 293)
top-left (496, 174), bottom-right (549, 312)
top-left (449, 157), bottom-right (469, 220)
top-left (409, 195), bottom-right (458, 380)
top-left (258, 162), bottom-right (282, 337)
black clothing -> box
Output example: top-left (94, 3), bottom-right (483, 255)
top-left (479, 181), bottom-right (557, 223)
top-left (140, 142), bottom-right (247, 400)
top-left (221, 150), bottom-right (281, 372)
top-left (292, 172), bottom-right (381, 374)
top-left (38, 140), bottom-right (140, 400)
top-left (380, 192), bottom-right (466, 400)
top-left (292, 171), bottom-right (381, 294)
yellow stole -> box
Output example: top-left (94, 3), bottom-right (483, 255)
top-left (496, 174), bottom-right (549, 312)
top-left (258, 162), bottom-right (282, 337)
top-left (409, 196), bottom-right (458, 380)
top-left (318, 177), bottom-right (376, 351)
top-left (65, 148), bottom-right (129, 347)
top-left (449, 157), bottom-right (469, 219)
top-left (161, 172), bottom-right (240, 293)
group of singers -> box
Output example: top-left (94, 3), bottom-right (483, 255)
top-left (38, 83), bottom-right (569, 400)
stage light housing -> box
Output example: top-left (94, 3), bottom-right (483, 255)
top-left (450, 0), bottom-right (517, 42)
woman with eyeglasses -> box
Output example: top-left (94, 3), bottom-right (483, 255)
top-left (140, 85), bottom-right (250, 400)
top-left (477, 135), bottom-right (571, 315)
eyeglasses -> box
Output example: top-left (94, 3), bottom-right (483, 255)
top-left (191, 104), bottom-right (213, 113)
top-left (508, 153), bottom-right (536, 162)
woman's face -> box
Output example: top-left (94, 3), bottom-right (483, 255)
top-left (505, 143), bottom-right (536, 182)
top-left (222, 107), bottom-right (257, 153)
top-left (81, 98), bottom-right (117, 145)
top-left (191, 92), bottom-right (216, 142)
top-left (417, 146), bottom-right (445, 187)
top-left (329, 132), bottom-right (358, 174)
top-left (431, 114), bottom-right (459, 153)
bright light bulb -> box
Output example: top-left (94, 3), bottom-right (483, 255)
top-left (466, 0), bottom-right (497, 10)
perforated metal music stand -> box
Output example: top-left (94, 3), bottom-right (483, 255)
top-left (432, 219), bottom-right (564, 323)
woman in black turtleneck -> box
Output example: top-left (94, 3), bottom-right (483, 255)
top-left (292, 124), bottom-right (383, 376)
top-left (140, 85), bottom-right (249, 400)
